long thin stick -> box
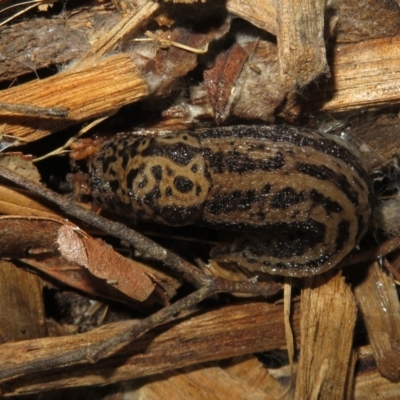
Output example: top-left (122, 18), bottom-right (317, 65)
top-left (0, 165), bottom-right (205, 287)
top-left (0, 165), bottom-right (282, 373)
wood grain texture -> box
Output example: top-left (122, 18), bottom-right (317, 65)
top-left (224, 356), bottom-right (287, 398)
top-left (0, 53), bottom-right (148, 142)
top-left (353, 262), bottom-right (400, 382)
top-left (226, 0), bottom-right (276, 35)
top-left (76, 0), bottom-right (159, 66)
top-left (0, 261), bottom-right (47, 344)
top-left (277, 0), bottom-right (329, 88)
top-left (0, 301), bottom-right (300, 396)
top-left (129, 365), bottom-right (272, 400)
top-left (295, 271), bottom-right (357, 399)
top-left (304, 36), bottom-right (400, 112)
top-left (355, 370), bottom-right (400, 400)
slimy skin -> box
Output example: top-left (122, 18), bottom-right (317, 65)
top-left (89, 125), bottom-right (373, 277)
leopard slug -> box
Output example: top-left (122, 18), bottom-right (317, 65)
top-left (88, 125), bottom-right (374, 277)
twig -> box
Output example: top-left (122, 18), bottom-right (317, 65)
top-left (139, 31), bottom-right (209, 54)
top-left (0, 102), bottom-right (69, 118)
top-left (0, 299), bottom-right (294, 389)
top-left (0, 164), bottom-right (282, 370)
top-left (33, 113), bottom-right (113, 162)
top-left (76, 1), bottom-right (160, 65)
top-left (0, 282), bottom-right (282, 379)
top-left (90, 274), bottom-right (282, 361)
top-left (0, 165), bottom-right (204, 286)
top-left (0, 165), bottom-right (282, 296)
top-left (0, 285), bottom-right (216, 380)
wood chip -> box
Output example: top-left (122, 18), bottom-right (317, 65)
top-left (224, 356), bottom-right (287, 398)
top-left (0, 260), bottom-right (47, 343)
top-left (303, 36), bottom-right (400, 112)
top-left (0, 301), bottom-right (300, 395)
top-left (276, 0), bottom-right (329, 88)
top-left (0, 53), bottom-right (148, 142)
top-left (57, 225), bottom-right (156, 302)
top-left (295, 271), bottom-right (357, 399)
top-left (226, 0), bottom-right (276, 35)
top-left (353, 262), bottom-right (400, 382)
top-left (130, 365), bottom-right (271, 400)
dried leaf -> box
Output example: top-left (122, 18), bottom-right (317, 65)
top-left (203, 43), bottom-right (248, 124)
top-left (57, 225), bottom-right (155, 302)
top-left (0, 185), bottom-right (57, 218)
top-left (0, 216), bottom-right (160, 305)
top-left (0, 154), bottom-right (60, 217)
top-left (22, 256), bottom-right (151, 309)
top-left (133, 19), bottom-right (231, 97)
top-left (231, 38), bottom-right (285, 122)
top-left (0, 153), bottom-right (40, 181)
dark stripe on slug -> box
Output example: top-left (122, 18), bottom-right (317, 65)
top-left (142, 140), bottom-right (199, 166)
top-left (250, 211), bottom-right (266, 221)
top-left (296, 162), bottom-right (359, 206)
top-left (151, 165), bottom-right (163, 181)
top-left (305, 254), bottom-right (331, 268)
top-left (335, 220), bottom-right (350, 252)
top-left (108, 167), bottom-right (118, 177)
top-left (214, 219), bottom-right (327, 258)
top-left (137, 177), bottom-right (148, 189)
top-left (356, 214), bottom-right (366, 242)
top-left (101, 154), bottom-right (118, 174)
top-left (310, 189), bottom-right (343, 214)
top-left (202, 148), bottom-right (285, 174)
top-left (206, 189), bottom-right (256, 215)
top-left (126, 168), bottom-right (140, 190)
top-left (129, 140), bottom-right (142, 158)
top-left (203, 149), bottom-right (225, 173)
top-left (271, 187), bottom-right (306, 209)
top-left (261, 252), bottom-right (332, 275)
top-left (143, 187), bottom-right (162, 207)
top-left (109, 179), bottom-right (120, 192)
top-left (199, 125), bottom-right (372, 195)
top-left (156, 205), bottom-right (203, 225)
top-left (260, 151), bottom-right (285, 171)
top-left (262, 184), bottom-right (272, 194)
top-left (121, 153), bottom-right (130, 169)
top-left (173, 176), bottom-right (194, 193)
top-left (225, 151), bottom-right (285, 174)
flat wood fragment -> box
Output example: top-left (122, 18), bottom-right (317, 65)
top-left (355, 371), bottom-right (400, 400)
top-left (295, 271), bottom-right (357, 399)
top-left (352, 262), bottom-right (400, 382)
top-left (0, 301), bottom-right (300, 396)
top-left (226, 0), bottom-right (276, 35)
top-left (355, 346), bottom-right (400, 399)
top-left (276, 0), bottom-right (329, 88)
top-left (76, 0), bottom-right (159, 66)
top-left (0, 53), bottom-right (148, 142)
top-left (0, 261), bottom-right (47, 343)
top-left (0, 11), bottom-right (94, 81)
top-left (226, 0), bottom-right (400, 43)
top-left (130, 365), bottom-right (271, 400)
top-left (0, 186), bottom-right (58, 218)
top-left (304, 36), bottom-right (400, 112)
top-left (224, 356), bottom-right (287, 398)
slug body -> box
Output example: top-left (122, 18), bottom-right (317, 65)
top-left (89, 125), bottom-right (373, 277)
